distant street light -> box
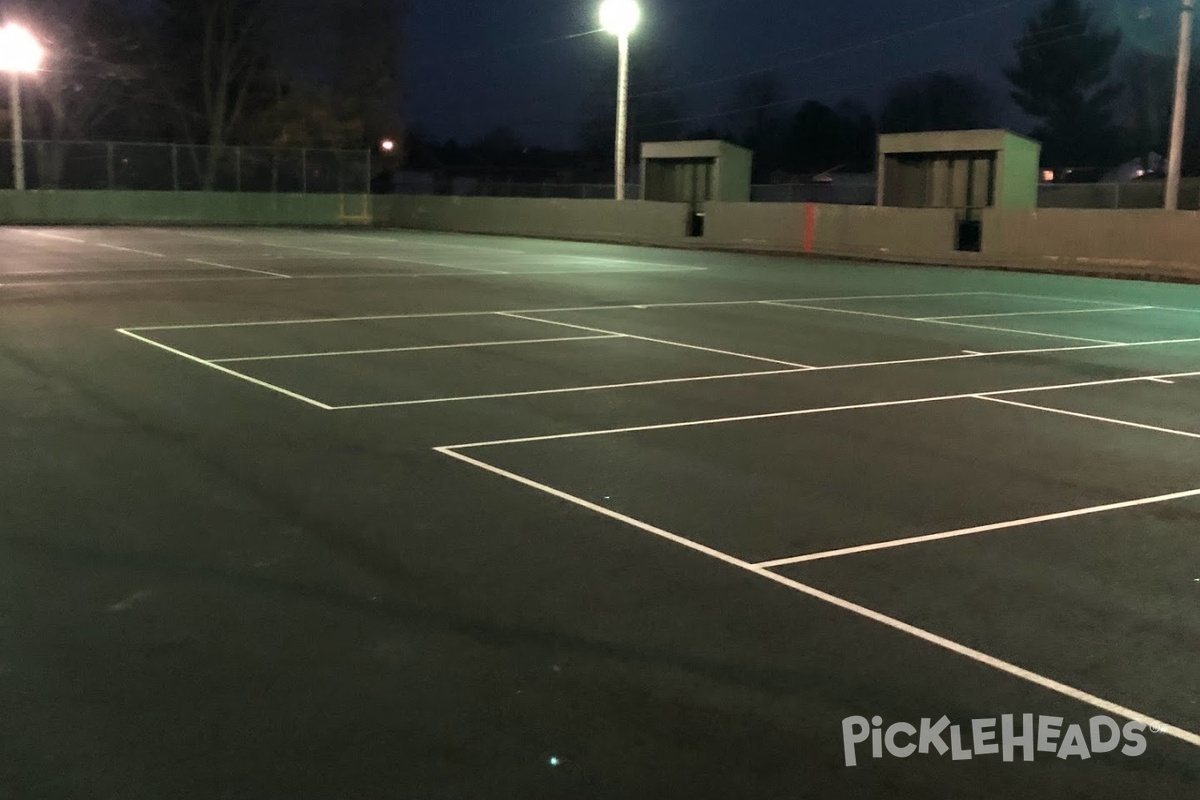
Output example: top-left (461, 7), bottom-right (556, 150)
top-left (0, 23), bottom-right (44, 191)
top-left (380, 138), bottom-right (396, 154)
top-left (599, 0), bottom-right (640, 201)
top-left (1165, 0), bottom-right (1194, 210)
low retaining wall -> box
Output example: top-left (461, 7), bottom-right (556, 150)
top-left (703, 202), bottom-right (1200, 281)
top-left (3, 190), bottom-right (1199, 281)
top-left (371, 195), bottom-right (691, 245)
top-left (0, 190), bottom-right (371, 226)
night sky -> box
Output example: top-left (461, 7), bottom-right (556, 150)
top-left (404, 0), bottom-right (1041, 147)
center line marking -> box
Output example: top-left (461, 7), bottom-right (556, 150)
top-left (213, 335), bottom-right (624, 363)
top-left (498, 312), bottom-right (814, 369)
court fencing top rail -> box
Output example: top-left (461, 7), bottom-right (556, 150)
top-left (0, 140), bottom-right (371, 194)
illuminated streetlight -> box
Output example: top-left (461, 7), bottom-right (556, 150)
top-left (380, 138), bottom-right (396, 154)
top-left (0, 23), bottom-right (45, 191)
top-left (599, 0), bottom-right (640, 201)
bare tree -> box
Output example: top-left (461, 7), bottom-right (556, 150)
top-left (148, 0), bottom-right (277, 187)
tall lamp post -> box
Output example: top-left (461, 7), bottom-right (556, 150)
top-left (599, 0), bottom-right (640, 201)
top-left (1166, 0), bottom-right (1195, 211)
top-left (0, 23), bottom-right (45, 191)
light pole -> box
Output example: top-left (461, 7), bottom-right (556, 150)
top-left (0, 23), bottom-right (44, 191)
top-left (599, 0), bottom-right (640, 201)
top-left (1166, 0), bottom-right (1194, 210)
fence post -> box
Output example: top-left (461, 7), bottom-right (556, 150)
top-left (366, 148), bottom-right (372, 196)
top-left (301, 149), bottom-right (308, 194)
top-left (170, 144), bottom-right (179, 191)
top-left (106, 142), bottom-right (115, 190)
top-left (1113, 183), bottom-right (1120, 209)
top-left (235, 147), bottom-right (242, 192)
top-left (271, 152), bottom-right (279, 193)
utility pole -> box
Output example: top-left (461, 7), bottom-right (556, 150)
top-left (1165, 0), bottom-right (1194, 210)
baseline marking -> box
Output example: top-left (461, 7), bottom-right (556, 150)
top-left (498, 312), bottom-right (815, 369)
top-left (757, 487), bottom-right (1200, 568)
top-left (213, 334), bottom-right (625, 363)
top-left (116, 330), bottom-right (333, 410)
top-left (435, 446), bottom-right (1200, 750)
top-left (186, 258), bottom-right (292, 279)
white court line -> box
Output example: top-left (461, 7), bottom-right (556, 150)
top-left (975, 395), bottom-right (1200, 440)
top-left (962, 350), bottom-right (985, 355)
top-left (498, 312), bottom-right (815, 369)
top-left (435, 446), bottom-right (1200, 750)
top-left (175, 230), bottom-right (245, 243)
top-left (212, 334), bottom-right (624, 363)
top-left (116, 330), bottom-right (333, 410)
top-left (445, 369), bottom-right (1200, 448)
top-left (496, 266), bottom-right (708, 275)
top-left (248, 241), bottom-right (354, 256)
top-left (770, 302), bottom-right (1120, 345)
top-left (986, 291), bottom-right (1200, 315)
top-left (23, 230), bottom-right (87, 243)
top-left (124, 292), bottom-right (992, 332)
top-left (921, 306), bottom-right (1156, 321)
top-left (327, 335), bottom-right (1200, 412)
top-left (186, 258), bottom-right (292, 279)
top-left (95, 243), bottom-right (166, 257)
top-left (1148, 378), bottom-right (1176, 385)
top-left (320, 232), bottom-right (530, 254)
top-left (1, 269), bottom-right (707, 289)
top-left (757, 487), bottom-right (1200, 568)
top-left (982, 292), bottom-right (1156, 309)
top-left (372, 256), bottom-right (508, 274)
top-left (334, 366), bottom-right (810, 410)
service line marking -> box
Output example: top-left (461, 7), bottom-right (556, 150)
top-left (757, 487), bottom-right (1200, 568)
top-left (213, 334), bottom-right (624, 363)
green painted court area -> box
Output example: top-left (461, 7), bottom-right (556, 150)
top-left (2, 225), bottom-right (1198, 799)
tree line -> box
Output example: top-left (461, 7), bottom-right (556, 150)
top-left (6, 0), bottom-right (1199, 184)
top-left (4, 0), bottom-right (404, 187)
top-left (413, 0), bottom-right (1200, 184)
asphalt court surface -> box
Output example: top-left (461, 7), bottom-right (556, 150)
top-left (2, 225), bottom-right (1199, 799)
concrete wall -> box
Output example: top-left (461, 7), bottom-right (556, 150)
top-left (704, 202), bottom-right (960, 260)
top-left (372, 195), bottom-right (692, 244)
top-left (704, 201), bottom-right (1200, 280)
top-left (0, 190), bottom-right (370, 226)
top-left (980, 208), bottom-right (1200, 278)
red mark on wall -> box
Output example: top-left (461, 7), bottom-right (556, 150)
top-left (803, 203), bottom-right (817, 252)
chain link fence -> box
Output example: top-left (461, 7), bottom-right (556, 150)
top-left (1037, 180), bottom-right (1200, 211)
top-left (0, 140), bottom-right (372, 194)
top-left (390, 174), bottom-right (640, 200)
